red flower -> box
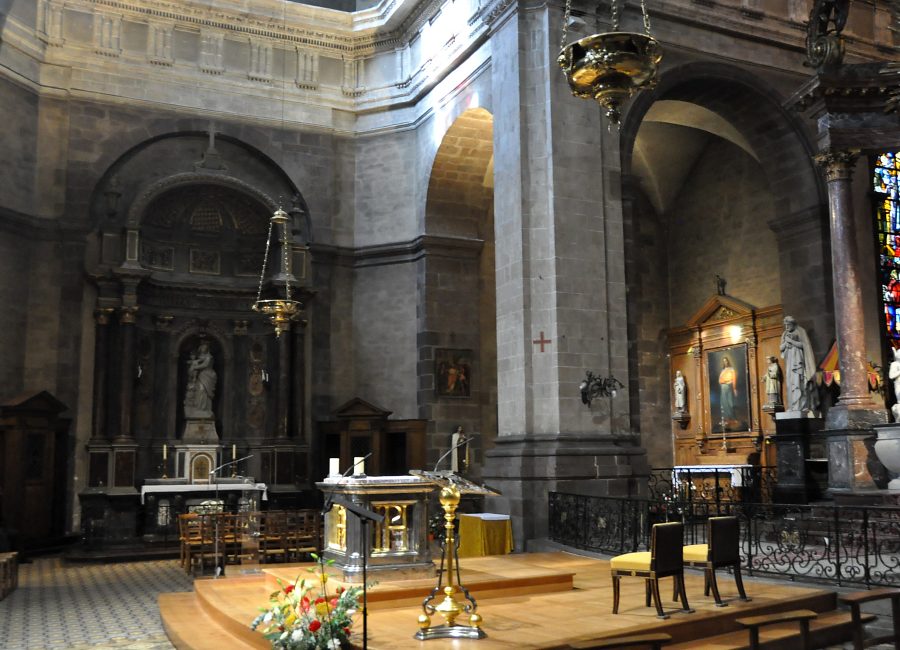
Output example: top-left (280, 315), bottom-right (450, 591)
top-left (330, 598), bottom-right (339, 608)
top-left (301, 597), bottom-right (311, 611)
top-left (336, 586), bottom-right (344, 594)
top-left (284, 584), bottom-right (295, 595)
top-left (315, 597), bottom-right (326, 604)
top-left (343, 627), bottom-right (351, 636)
top-left (309, 620), bottom-right (321, 632)
top-left (278, 625), bottom-right (285, 632)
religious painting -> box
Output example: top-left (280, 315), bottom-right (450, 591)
top-left (435, 348), bottom-right (472, 398)
top-left (706, 344), bottom-right (750, 433)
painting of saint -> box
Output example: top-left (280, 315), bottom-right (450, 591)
top-left (435, 349), bottom-right (473, 398)
top-left (707, 345), bottom-right (750, 433)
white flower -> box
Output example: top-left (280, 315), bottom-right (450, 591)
top-left (327, 639), bottom-right (342, 649)
top-left (263, 612), bottom-right (273, 624)
top-left (292, 629), bottom-right (304, 642)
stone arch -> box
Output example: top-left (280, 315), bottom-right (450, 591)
top-left (420, 107), bottom-right (497, 466)
top-left (91, 132), bottom-right (306, 232)
top-left (425, 107), bottom-right (495, 239)
top-left (617, 62), bottom-right (833, 467)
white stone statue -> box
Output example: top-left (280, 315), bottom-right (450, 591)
top-left (889, 347), bottom-right (900, 421)
top-left (763, 355), bottom-right (782, 406)
top-left (779, 316), bottom-right (817, 412)
top-left (673, 370), bottom-right (686, 412)
top-left (184, 341), bottom-right (217, 419)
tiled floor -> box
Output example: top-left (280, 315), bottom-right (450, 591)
top-left (0, 557), bottom-right (192, 650)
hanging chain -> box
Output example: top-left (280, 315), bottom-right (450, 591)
top-left (255, 217), bottom-right (275, 306)
top-left (560, 0), bottom-right (572, 51)
top-left (282, 218), bottom-right (293, 302)
top-left (611, 0), bottom-right (621, 32)
top-left (640, 0), bottom-right (652, 35)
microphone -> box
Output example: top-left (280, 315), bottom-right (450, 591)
top-left (321, 452), bottom-right (372, 516)
top-left (433, 435), bottom-right (476, 473)
top-left (210, 454), bottom-right (254, 475)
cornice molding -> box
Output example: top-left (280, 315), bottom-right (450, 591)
top-left (310, 234), bottom-right (484, 268)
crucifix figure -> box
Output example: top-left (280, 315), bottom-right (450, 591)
top-left (196, 121), bottom-right (226, 171)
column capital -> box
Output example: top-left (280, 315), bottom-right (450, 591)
top-left (154, 315), bottom-right (174, 331)
top-left (814, 149), bottom-right (860, 181)
top-left (94, 307), bottom-right (115, 325)
top-left (120, 306), bottom-right (139, 324)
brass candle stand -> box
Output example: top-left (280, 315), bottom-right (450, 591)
top-left (415, 482), bottom-right (486, 640)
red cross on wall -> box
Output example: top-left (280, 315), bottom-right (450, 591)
top-left (532, 331), bottom-right (551, 352)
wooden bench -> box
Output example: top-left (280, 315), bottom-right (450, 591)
top-left (840, 587), bottom-right (900, 650)
top-left (736, 609), bottom-right (818, 650)
top-left (568, 632), bottom-right (672, 649)
top-left (0, 552), bottom-right (18, 600)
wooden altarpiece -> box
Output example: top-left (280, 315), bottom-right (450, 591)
top-left (668, 296), bottom-right (784, 467)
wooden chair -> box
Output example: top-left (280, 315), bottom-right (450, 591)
top-left (178, 514), bottom-right (202, 573)
top-left (610, 522), bottom-right (692, 619)
top-left (736, 609), bottom-right (817, 650)
top-left (681, 515), bottom-right (749, 607)
top-left (567, 632), bottom-right (671, 649)
top-left (259, 511), bottom-right (288, 564)
top-left (840, 587), bottom-right (900, 650)
top-left (286, 510), bottom-right (320, 561)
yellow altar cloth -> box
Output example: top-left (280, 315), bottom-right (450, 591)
top-left (457, 513), bottom-right (514, 558)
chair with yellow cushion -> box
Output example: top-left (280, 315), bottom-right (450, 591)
top-left (682, 515), bottom-right (749, 607)
top-left (610, 521), bottom-right (692, 619)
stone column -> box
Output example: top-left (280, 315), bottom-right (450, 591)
top-left (91, 308), bottom-right (114, 441)
top-left (292, 317), bottom-right (306, 440)
top-left (275, 326), bottom-right (291, 439)
top-left (814, 150), bottom-right (877, 415)
top-left (482, 1), bottom-right (645, 548)
top-left (153, 316), bottom-right (173, 441)
top-left (116, 306), bottom-right (139, 440)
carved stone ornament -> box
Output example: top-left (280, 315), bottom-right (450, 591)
top-left (814, 149), bottom-right (859, 182)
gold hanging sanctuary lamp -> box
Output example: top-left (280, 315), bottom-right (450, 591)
top-left (557, 0), bottom-right (662, 125)
top-left (252, 207), bottom-right (300, 337)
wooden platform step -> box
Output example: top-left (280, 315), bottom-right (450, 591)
top-left (666, 611), bottom-right (876, 649)
top-left (159, 592), bottom-right (261, 650)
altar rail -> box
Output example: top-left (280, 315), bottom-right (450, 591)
top-left (548, 492), bottom-right (900, 589)
top-left (648, 466), bottom-right (779, 506)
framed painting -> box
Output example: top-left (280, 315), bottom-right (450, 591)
top-left (706, 344), bottom-right (750, 433)
top-left (435, 348), bottom-right (472, 398)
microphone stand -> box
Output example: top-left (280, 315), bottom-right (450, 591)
top-left (209, 454), bottom-right (254, 579)
top-left (320, 453), bottom-right (375, 649)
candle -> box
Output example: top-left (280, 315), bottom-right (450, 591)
top-left (232, 444), bottom-right (237, 460)
top-left (162, 443), bottom-right (167, 460)
top-left (353, 456), bottom-right (366, 476)
top-left (329, 457), bottom-right (340, 477)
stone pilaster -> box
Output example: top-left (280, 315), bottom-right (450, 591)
top-left (115, 306), bottom-right (138, 441)
top-left (90, 307), bottom-right (114, 442)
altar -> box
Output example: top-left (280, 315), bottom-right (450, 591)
top-left (317, 475), bottom-right (435, 582)
top-left (140, 478), bottom-right (267, 542)
top-left (672, 464), bottom-right (752, 504)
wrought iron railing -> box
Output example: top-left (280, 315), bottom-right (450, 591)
top-left (647, 467), bottom-right (779, 507)
top-left (548, 492), bottom-right (900, 588)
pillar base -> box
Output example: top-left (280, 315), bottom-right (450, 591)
top-left (482, 433), bottom-right (647, 549)
top-left (773, 414), bottom-right (823, 504)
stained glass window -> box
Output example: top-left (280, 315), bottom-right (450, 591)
top-left (874, 152), bottom-right (900, 346)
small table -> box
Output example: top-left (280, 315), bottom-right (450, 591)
top-left (457, 513), bottom-right (514, 558)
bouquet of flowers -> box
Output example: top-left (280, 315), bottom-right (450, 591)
top-left (251, 555), bottom-right (362, 650)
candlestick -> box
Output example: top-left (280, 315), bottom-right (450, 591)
top-left (353, 456), bottom-right (366, 477)
top-left (163, 443), bottom-right (167, 460)
top-left (329, 457), bottom-right (340, 477)
top-left (232, 444), bottom-right (236, 460)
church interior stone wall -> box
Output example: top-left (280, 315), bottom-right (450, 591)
top-left (0, 0), bottom-right (896, 549)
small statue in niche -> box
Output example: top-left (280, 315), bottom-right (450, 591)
top-left (673, 371), bottom-right (687, 412)
top-left (762, 355), bottom-right (783, 413)
top-left (889, 347), bottom-right (900, 421)
top-left (780, 316), bottom-right (819, 413)
top-left (184, 341), bottom-right (217, 419)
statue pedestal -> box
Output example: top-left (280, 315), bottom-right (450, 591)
top-left (773, 412), bottom-right (823, 504)
top-left (873, 424), bottom-right (900, 490)
top-left (182, 418), bottom-right (218, 444)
